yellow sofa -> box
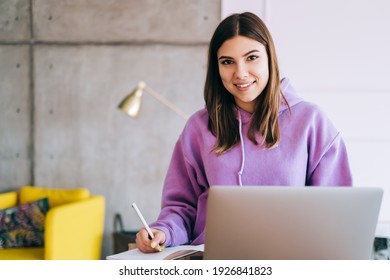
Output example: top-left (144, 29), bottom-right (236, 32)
top-left (0, 186), bottom-right (105, 260)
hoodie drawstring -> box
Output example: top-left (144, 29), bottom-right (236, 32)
top-left (237, 109), bottom-right (246, 186)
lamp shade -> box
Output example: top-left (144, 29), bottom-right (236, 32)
top-left (118, 81), bottom-right (146, 118)
top-left (118, 81), bottom-right (188, 120)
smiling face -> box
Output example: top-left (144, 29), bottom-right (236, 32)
top-left (217, 35), bottom-right (269, 113)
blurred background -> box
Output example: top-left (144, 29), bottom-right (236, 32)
top-left (1, 0), bottom-right (389, 259)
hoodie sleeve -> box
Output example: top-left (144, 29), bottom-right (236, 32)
top-left (306, 118), bottom-right (353, 186)
top-left (149, 134), bottom-right (205, 246)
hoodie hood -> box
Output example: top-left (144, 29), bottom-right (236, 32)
top-left (280, 77), bottom-right (304, 113)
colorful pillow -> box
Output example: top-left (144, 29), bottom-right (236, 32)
top-left (0, 198), bottom-right (49, 249)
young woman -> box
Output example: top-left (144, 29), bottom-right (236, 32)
top-left (135, 12), bottom-right (353, 253)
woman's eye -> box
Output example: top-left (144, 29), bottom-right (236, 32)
top-left (247, 55), bottom-right (259, 61)
top-left (221, 59), bottom-right (233, 65)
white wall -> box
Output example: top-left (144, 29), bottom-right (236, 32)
top-left (222, 0), bottom-right (390, 223)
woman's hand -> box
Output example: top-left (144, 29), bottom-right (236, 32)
top-left (134, 227), bottom-right (166, 253)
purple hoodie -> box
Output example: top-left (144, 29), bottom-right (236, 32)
top-left (150, 78), bottom-right (353, 246)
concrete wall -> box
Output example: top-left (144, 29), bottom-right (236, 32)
top-left (0, 0), bottom-right (32, 192)
top-left (0, 0), bottom-right (220, 258)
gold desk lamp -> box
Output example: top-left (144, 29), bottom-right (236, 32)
top-left (118, 81), bottom-right (188, 120)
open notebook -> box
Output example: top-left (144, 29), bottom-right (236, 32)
top-left (203, 186), bottom-right (383, 260)
top-left (106, 244), bottom-right (204, 260)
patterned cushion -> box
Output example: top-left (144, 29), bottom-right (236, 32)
top-left (0, 198), bottom-right (49, 249)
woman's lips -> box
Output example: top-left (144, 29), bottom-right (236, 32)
top-left (235, 81), bottom-right (255, 90)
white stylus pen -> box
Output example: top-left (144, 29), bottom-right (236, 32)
top-left (132, 202), bottom-right (155, 239)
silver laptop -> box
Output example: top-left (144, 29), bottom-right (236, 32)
top-left (204, 186), bottom-right (383, 260)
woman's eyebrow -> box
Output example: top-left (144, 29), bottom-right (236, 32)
top-left (243, 49), bottom-right (260, 56)
top-left (218, 50), bottom-right (260, 61)
top-left (218, 55), bottom-right (233, 61)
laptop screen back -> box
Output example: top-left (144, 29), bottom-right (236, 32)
top-left (204, 186), bottom-right (383, 260)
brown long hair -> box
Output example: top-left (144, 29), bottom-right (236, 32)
top-left (204, 12), bottom-right (288, 154)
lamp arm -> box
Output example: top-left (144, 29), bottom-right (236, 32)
top-left (144, 84), bottom-right (189, 120)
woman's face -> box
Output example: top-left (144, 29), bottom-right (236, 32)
top-left (217, 35), bottom-right (269, 113)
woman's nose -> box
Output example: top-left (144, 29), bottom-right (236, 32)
top-left (235, 63), bottom-right (249, 79)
